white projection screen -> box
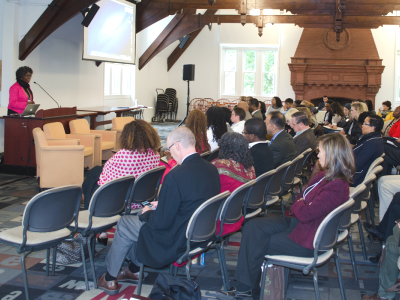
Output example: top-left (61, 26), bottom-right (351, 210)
top-left (83, 0), bottom-right (136, 64)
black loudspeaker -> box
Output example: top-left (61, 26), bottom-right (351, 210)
top-left (183, 64), bottom-right (195, 81)
top-left (81, 4), bottom-right (100, 27)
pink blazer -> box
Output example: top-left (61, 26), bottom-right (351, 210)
top-left (8, 82), bottom-right (34, 114)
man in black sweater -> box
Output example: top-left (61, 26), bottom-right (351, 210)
top-left (243, 118), bottom-right (274, 177)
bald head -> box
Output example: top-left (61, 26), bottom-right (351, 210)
top-left (237, 101), bottom-right (249, 112)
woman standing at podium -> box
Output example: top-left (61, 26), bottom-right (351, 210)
top-left (8, 66), bottom-right (35, 115)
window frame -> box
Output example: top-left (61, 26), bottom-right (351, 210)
top-left (219, 45), bottom-right (279, 101)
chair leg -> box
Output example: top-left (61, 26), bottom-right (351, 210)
top-left (368, 196), bottom-right (375, 226)
top-left (364, 206), bottom-right (371, 225)
top-left (46, 249), bottom-right (50, 277)
top-left (280, 198), bottom-right (285, 217)
top-left (217, 245), bottom-right (230, 291)
top-left (284, 267), bottom-right (290, 300)
top-left (334, 247), bottom-right (347, 300)
top-left (347, 232), bottom-right (358, 281)
top-left (357, 219), bottom-right (368, 260)
top-left (185, 260), bottom-right (192, 281)
top-left (312, 268), bottom-right (321, 300)
top-left (259, 260), bottom-right (268, 300)
top-left (21, 251), bottom-right (32, 300)
top-left (52, 246), bottom-right (57, 276)
top-left (77, 239), bottom-right (89, 291)
top-left (137, 263), bottom-right (144, 296)
top-left (87, 235), bottom-right (97, 289)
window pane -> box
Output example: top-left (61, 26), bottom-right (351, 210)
top-left (263, 73), bottom-right (274, 95)
top-left (224, 72), bottom-right (235, 94)
top-left (225, 50), bottom-right (237, 71)
top-left (244, 73), bottom-right (255, 95)
top-left (264, 51), bottom-right (276, 73)
top-left (111, 65), bottom-right (122, 95)
top-left (122, 66), bottom-right (132, 95)
top-left (244, 51), bottom-right (256, 72)
top-left (104, 63), bottom-right (111, 95)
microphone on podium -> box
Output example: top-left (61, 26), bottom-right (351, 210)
top-left (33, 82), bottom-right (61, 108)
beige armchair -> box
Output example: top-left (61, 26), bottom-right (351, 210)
top-left (32, 128), bottom-right (85, 189)
top-left (43, 122), bottom-right (95, 170)
top-left (69, 119), bottom-right (117, 166)
top-left (111, 117), bottom-right (134, 151)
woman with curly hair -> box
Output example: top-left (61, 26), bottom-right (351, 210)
top-left (82, 119), bottom-right (161, 210)
top-left (265, 96), bottom-right (283, 116)
top-left (206, 106), bottom-right (228, 150)
top-left (211, 132), bottom-right (255, 193)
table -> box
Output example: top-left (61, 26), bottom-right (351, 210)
top-left (77, 106), bottom-right (151, 129)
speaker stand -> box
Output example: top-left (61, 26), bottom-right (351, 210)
top-left (177, 80), bottom-right (190, 127)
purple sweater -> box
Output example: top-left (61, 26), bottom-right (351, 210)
top-left (289, 171), bottom-right (349, 249)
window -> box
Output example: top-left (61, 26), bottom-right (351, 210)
top-left (220, 47), bottom-right (278, 99)
top-left (104, 63), bottom-right (134, 97)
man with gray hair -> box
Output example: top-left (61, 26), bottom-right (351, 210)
top-left (97, 127), bottom-right (221, 295)
top-left (290, 111), bottom-right (317, 155)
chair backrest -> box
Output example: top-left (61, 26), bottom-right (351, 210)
top-left (338, 198), bottom-right (356, 231)
top-left (294, 148), bottom-right (312, 177)
top-left (353, 183), bottom-right (370, 212)
top-left (43, 122), bottom-right (67, 139)
top-left (362, 172), bottom-right (377, 191)
top-left (165, 88), bottom-right (177, 104)
top-left (88, 175), bottom-right (135, 221)
top-left (23, 185), bottom-right (82, 234)
top-left (69, 119), bottom-right (91, 134)
top-left (218, 180), bottom-right (256, 229)
top-left (313, 198), bottom-right (355, 251)
top-left (156, 94), bottom-right (169, 111)
top-left (186, 191), bottom-right (230, 241)
top-left (365, 157), bottom-right (384, 177)
top-left (268, 161), bottom-right (291, 196)
top-left (112, 117), bottom-right (134, 130)
top-left (32, 128), bottom-right (48, 172)
top-left (282, 154), bottom-right (304, 188)
top-left (349, 183), bottom-right (367, 199)
top-left (207, 147), bottom-right (220, 162)
top-left (200, 151), bottom-right (211, 160)
top-left (127, 166), bottom-right (166, 212)
top-left (245, 169), bottom-right (276, 209)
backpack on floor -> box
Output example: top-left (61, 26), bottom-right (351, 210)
top-left (148, 272), bottom-right (201, 300)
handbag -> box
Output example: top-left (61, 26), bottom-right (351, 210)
top-left (149, 272), bottom-right (201, 300)
top-left (262, 264), bottom-right (284, 300)
top-left (50, 233), bottom-right (90, 265)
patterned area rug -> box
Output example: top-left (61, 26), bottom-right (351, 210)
top-left (152, 122), bottom-right (182, 150)
top-left (0, 173), bottom-right (384, 300)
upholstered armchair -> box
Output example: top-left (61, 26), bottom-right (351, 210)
top-left (32, 128), bottom-right (85, 189)
top-left (43, 122), bottom-right (95, 170)
top-left (111, 117), bottom-right (134, 151)
top-left (69, 119), bottom-right (116, 166)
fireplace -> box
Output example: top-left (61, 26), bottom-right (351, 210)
top-left (289, 29), bottom-right (385, 107)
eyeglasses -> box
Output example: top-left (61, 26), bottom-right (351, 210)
top-left (167, 140), bottom-right (180, 151)
top-left (363, 122), bottom-right (374, 127)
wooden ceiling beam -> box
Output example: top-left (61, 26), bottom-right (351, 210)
top-left (167, 10), bottom-right (217, 71)
top-left (19, 0), bottom-right (99, 61)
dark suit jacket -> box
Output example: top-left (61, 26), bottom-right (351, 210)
top-left (343, 119), bottom-right (362, 145)
top-left (269, 131), bottom-right (297, 167)
top-left (323, 111), bottom-right (332, 124)
top-left (352, 132), bottom-right (384, 186)
top-left (137, 153), bottom-right (221, 268)
top-left (250, 143), bottom-right (275, 177)
top-left (252, 110), bottom-right (263, 120)
top-left (293, 128), bottom-right (317, 155)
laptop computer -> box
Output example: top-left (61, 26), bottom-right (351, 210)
top-left (21, 104), bottom-right (40, 116)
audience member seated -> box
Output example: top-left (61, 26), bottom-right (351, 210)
top-left (365, 100), bottom-right (376, 115)
top-left (82, 120), bottom-right (161, 210)
top-left (206, 106), bottom-right (228, 151)
top-left (318, 95), bottom-right (329, 110)
top-left (293, 100), bottom-right (302, 108)
top-left (362, 223), bottom-right (400, 300)
top-left (265, 96), bottom-right (283, 116)
top-left (352, 115), bottom-right (384, 187)
top-left (237, 101), bottom-right (252, 121)
top-left (381, 107), bottom-right (400, 176)
top-left (243, 118), bottom-right (274, 177)
top-left (259, 101), bottom-right (267, 120)
top-left (339, 103), bottom-right (351, 128)
top-left (266, 112), bottom-right (297, 167)
top-left (296, 107), bottom-right (316, 129)
top-left (340, 102), bottom-right (367, 144)
top-left (211, 132), bottom-right (255, 193)
top-left (378, 100), bottom-right (393, 120)
top-left (323, 100), bottom-right (333, 125)
top-left (216, 133), bottom-right (354, 300)
top-left (383, 106), bottom-right (400, 138)
top-left (231, 107), bottom-right (246, 134)
top-left (248, 98), bottom-right (263, 119)
top-left (377, 176), bottom-right (400, 223)
top-left (221, 106), bottom-right (234, 132)
top-left (329, 101), bottom-right (346, 127)
top-left (290, 111), bottom-right (317, 155)
top-left (97, 127), bottom-right (221, 295)
top-left (283, 98), bottom-right (298, 121)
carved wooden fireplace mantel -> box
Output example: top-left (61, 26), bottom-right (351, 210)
top-left (289, 29), bottom-right (385, 106)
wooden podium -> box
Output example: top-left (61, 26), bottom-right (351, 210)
top-left (3, 107), bottom-right (78, 174)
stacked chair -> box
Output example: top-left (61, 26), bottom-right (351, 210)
top-left (69, 119), bottom-right (116, 166)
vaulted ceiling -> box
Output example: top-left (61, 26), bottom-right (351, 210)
top-left (19, 0), bottom-right (400, 69)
